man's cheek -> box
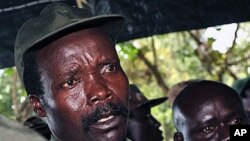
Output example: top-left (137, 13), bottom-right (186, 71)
top-left (65, 93), bottom-right (87, 112)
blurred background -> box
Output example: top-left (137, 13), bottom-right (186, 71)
top-left (1, 0), bottom-right (250, 140)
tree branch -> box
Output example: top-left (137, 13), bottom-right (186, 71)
top-left (188, 31), bottom-right (203, 45)
top-left (188, 31), bottom-right (214, 76)
top-left (136, 49), bottom-right (169, 93)
top-left (223, 23), bottom-right (240, 80)
top-left (151, 36), bottom-right (158, 68)
top-left (227, 54), bottom-right (250, 66)
top-left (226, 23), bottom-right (240, 56)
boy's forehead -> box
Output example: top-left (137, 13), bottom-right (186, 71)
top-left (181, 82), bottom-right (236, 99)
top-left (180, 97), bottom-right (242, 123)
top-left (177, 84), bottom-right (242, 113)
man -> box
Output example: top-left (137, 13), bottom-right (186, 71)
top-left (232, 77), bottom-right (250, 116)
top-left (14, 3), bottom-right (129, 141)
top-left (127, 84), bottom-right (167, 141)
top-left (172, 80), bottom-right (248, 141)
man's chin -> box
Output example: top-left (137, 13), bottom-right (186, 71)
top-left (87, 115), bottom-right (127, 141)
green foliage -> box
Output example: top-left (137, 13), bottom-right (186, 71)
top-left (118, 43), bottom-right (139, 60)
top-left (0, 68), bottom-right (16, 118)
top-left (0, 68), bottom-right (27, 119)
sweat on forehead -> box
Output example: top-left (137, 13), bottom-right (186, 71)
top-left (173, 80), bottom-right (242, 109)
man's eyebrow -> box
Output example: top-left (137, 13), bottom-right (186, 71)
top-left (62, 64), bottom-right (81, 75)
top-left (61, 53), bottom-right (79, 64)
top-left (224, 110), bottom-right (246, 121)
top-left (98, 58), bottom-right (119, 65)
top-left (189, 117), bottom-right (217, 133)
top-left (194, 116), bottom-right (217, 128)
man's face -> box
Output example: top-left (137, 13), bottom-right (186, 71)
top-left (34, 28), bottom-right (129, 141)
top-left (127, 107), bottom-right (163, 141)
top-left (178, 93), bottom-right (247, 141)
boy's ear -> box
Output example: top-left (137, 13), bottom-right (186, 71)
top-left (29, 95), bottom-right (46, 117)
top-left (174, 132), bottom-right (184, 141)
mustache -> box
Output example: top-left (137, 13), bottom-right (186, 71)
top-left (82, 102), bottom-right (128, 132)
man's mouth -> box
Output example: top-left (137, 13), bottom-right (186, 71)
top-left (87, 114), bottom-right (127, 141)
top-left (82, 103), bottom-right (128, 132)
top-left (97, 115), bottom-right (114, 123)
top-left (91, 114), bottom-right (123, 131)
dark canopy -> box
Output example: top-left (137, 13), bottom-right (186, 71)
top-left (1, 0), bottom-right (250, 69)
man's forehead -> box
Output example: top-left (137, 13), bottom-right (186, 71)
top-left (186, 98), bottom-right (239, 115)
top-left (179, 81), bottom-right (238, 100)
top-left (179, 90), bottom-right (241, 111)
top-left (174, 81), bottom-right (244, 116)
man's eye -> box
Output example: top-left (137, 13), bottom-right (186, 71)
top-left (228, 117), bottom-right (242, 125)
top-left (202, 126), bottom-right (216, 134)
top-left (62, 79), bottom-right (78, 89)
top-left (103, 64), bottom-right (118, 73)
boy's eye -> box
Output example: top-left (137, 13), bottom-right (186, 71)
top-left (202, 126), bottom-right (216, 134)
top-left (228, 117), bottom-right (242, 125)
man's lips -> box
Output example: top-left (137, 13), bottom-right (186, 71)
top-left (97, 115), bottom-right (114, 123)
top-left (88, 114), bottom-right (127, 141)
top-left (91, 115), bottom-right (124, 131)
top-left (82, 103), bottom-right (128, 132)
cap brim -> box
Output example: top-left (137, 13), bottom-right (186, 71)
top-left (137, 97), bottom-right (168, 108)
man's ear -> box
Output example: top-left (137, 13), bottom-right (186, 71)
top-left (29, 95), bottom-right (46, 117)
top-left (173, 132), bottom-right (184, 141)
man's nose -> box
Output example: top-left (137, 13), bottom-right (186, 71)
top-left (86, 76), bottom-right (114, 106)
top-left (149, 115), bottom-right (161, 128)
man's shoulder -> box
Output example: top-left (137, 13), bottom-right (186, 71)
top-left (0, 115), bottom-right (47, 141)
